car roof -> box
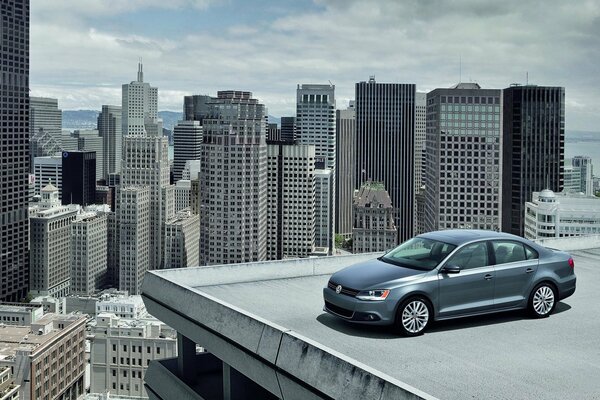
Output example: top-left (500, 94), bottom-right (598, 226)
top-left (418, 229), bottom-right (525, 246)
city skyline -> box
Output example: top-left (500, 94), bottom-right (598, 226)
top-left (30, 0), bottom-right (600, 131)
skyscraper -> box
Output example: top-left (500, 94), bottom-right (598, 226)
top-left (30, 96), bottom-right (62, 145)
top-left (572, 156), bottom-right (593, 196)
top-left (424, 84), bottom-right (502, 232)
top-left (98, 105), bottom-right (122, 179)
top-left (199, 91), bottom-right (267, 265)
top-left (355, 77), bottom-right (415, 243)
top-left (172, 120), bottom-right (202, 181)
top-left (280, 116), bottom-right (296, 143)
top-left (414, 92), bottom-right (427, 192)
top-left (70, 210), bottom-right (108, 295)
top-left (315, 168), bottom-right (334, 254)
top-left (1, 0), bottom-right (30, 301)
top-left (62, 151), bottom-right (97, 206)
top-left (72, 129), bottom-right (104, 180)
top-left (266, 142), bottom-right (316, 260)
top-left (34, 155), bottom-right (62, 199)
top-left (183, 94), bottom-right (212, 122)
top-left (502, 85), bottom-right (565, 236)
top-left (122, 62), bottom-right (158, 136)
top-left (335, 104), bottom-right (355, 239)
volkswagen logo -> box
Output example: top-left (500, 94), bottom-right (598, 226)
top-left (335, 285), bottom-right (342, 294)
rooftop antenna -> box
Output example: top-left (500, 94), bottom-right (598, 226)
top-left (137, 57), bottom-right (143, 82)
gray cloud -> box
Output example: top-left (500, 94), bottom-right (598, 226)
top-left (31, 0), bottom-right (600, 130)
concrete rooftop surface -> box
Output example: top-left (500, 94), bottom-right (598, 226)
top-left (142, 238), bottom-right (600, 400)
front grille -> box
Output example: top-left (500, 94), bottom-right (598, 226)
top-left (328, 280), bottom-right (360, 297)
top-left (325, 301), bottom-right (354, 319)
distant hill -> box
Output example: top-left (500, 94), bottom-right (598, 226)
top-left (61, 110), bottom-right (183, 131)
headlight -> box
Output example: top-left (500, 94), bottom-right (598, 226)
top-left (356, 289), bottom-right (390, 301)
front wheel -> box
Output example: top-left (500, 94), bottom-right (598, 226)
top-left (394, 297), bottom-right (431, 336)
top-left (528, 283), bottom-right (557, 318)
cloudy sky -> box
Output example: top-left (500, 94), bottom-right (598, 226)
top-left (31, 0), bottom-right (599, 131)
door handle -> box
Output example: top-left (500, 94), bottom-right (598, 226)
top-left (484, 274), bottom-right (493, 280)
top-left (526, 268), bottom-right (534, 274)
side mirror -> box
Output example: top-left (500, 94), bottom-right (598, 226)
top-left (441, 264), bottom-right (461, 274)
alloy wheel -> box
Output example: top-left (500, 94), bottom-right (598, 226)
top-left (533, 286), bottom-right (555, 316)
top-left (401, 300), bottom-right (429, 334)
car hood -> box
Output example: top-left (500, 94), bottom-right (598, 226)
top-left (329, 258), bottom-right (427, 290)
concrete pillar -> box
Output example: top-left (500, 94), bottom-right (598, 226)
top-left (223, 362), bottom-right (231, 400)
top-left (177, 333), bottom-right (196, 382)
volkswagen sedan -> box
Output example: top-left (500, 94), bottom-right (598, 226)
top-left (323, 230), bottom-right (576, 336)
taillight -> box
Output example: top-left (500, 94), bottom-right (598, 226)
top-left (568, 258), bottom-right (574, 269)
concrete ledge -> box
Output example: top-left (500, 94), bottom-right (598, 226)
top-left (535, 235), bottom-right (600, 251)
top-left (145, 357), bottom-right (206, 400)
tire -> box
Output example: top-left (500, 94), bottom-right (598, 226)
top-left (394, 297), bottom-right (431, 336)
top-left (528, 282), bottom-right (557, 318)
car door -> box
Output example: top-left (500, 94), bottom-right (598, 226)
top-left (491, 240), bottom-right (539, 309)
top-left (437, 241), bottom-right (495, 318)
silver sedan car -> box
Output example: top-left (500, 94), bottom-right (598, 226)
top-left (323, 230), bottom-right (576, 336)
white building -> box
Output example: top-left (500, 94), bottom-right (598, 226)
top-left (352, 182), bottom-right (397, 253)
top-left (0, 303), bottom-right (44, 326)
top-left (117, 186), bottom-right (150, 295)
top-left (33, 155), bottom-right (62, 199)
top-left (70, 211), bottom-right (108, 296)
top-left (173, 120), bottom-right (202, 181)
top-left (29, 184), bottom-right (79, 297)
top-left (122, 62), bottom-right (158, 137)
top-left (173, 179), bottom-right (191, 212)
top-left (315, 168), bottom-right (334, 255)
top-left (267, 142), bottom-right (316, 260)
top-left (73, 129), bottom-right (104, 180)
top-left (90, 313), bottom-right (177, 398)
top-left (163, 210), bottom-right (200, 269)
top-left (182, 159), bottom-right (201, 180)
top-left (564, 156), bottom-right (594, 196)
top-left (525, 189), bottom-right (600, 239)
top-left (414, 92), bottom-right (427, 192)
top-left (95, 294), bottom-right (147, 319)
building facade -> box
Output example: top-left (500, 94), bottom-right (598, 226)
top-left (266, 142), bottom-right (316, 260)
top-left (122, 62), bottom-right (158, 137)
top-left (280, 116), bottom-right (296, 143)
top-left (72, 129), bottom-right (104, 180)
top-left (0, 303), bottom-right (44, 326)
top-left (62, 150), bottom-right (97, 206)
top-left (90, 313), bottom-right (177, 398)
top-left (172, 120), bottom-right (202, 182)
top-left (99, 105), bottom-right (123, 179)
top-left (502, 85), bottom-right (565, 236)
top-left (70, 211), bottom-right (108, 296)
top-left (33, 155), bottom-right (62, 199)
top-left (424, 84), bottom-right (502, 232)
top-left (0, 0), bottom-right (30, 302)
top-left (30, 96), bottom-right (62, 145)
top-left (199, 91), bottom-right (268, 265)
top-left (352, 182), bottom-right (397, 253)
top-left (524, 189), bottom-right (600, 239)
top-left (355, 78), bottom-right (415, 244)
top-left (335, 105), bottom-right (355, 239)
top-left (29, 185), bottom-right (79, 297)
top-left (163, 211), bottom-right (200, 269)
top-left (315, 168), bottom-right (334, 254)
top-left (173, 180), bottom-right (191, 212)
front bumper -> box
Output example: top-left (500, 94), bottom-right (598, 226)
top-left (322, 287), bottom-right (395, 325)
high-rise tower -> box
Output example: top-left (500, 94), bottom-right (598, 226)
top-left (1, 0), bottom-right (30, 301)
top-left (199, 91), bottom-right (267, 265)
top-left (501, 85), bottom-right (565, 236)
top-left (335, 104), bottom-right (355, 239)
top-left (355, 78), bottom-right (415, 243)
top-left (122, 61), bottom-right (158, 136)
top-left (98, 105), bottom-right (122, 179)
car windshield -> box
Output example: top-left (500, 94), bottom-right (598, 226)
top-left (380, 237), bottom-right (456, 271)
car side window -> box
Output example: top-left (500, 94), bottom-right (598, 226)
top-left (492, 241), bottom-right (527, 264)
top-left (524, 245), bottom-right (538, 260)
top-left (447, 242), bottom-right (489, 270)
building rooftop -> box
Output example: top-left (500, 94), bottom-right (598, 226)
top-left (142, 237), bottom-right (600, 400)
top-left (354, 182), bottom-right (393, 208)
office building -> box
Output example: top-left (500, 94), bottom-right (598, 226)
top-left (90, 313), bottom-right (177, 398)
top-left (62, 150), bottom-right (97, 206)
top-left (173, 179), bottom-right (191, 212)
top-left (0, 366), bottom-right (19, 400)
top-left (355, 78), bottom-right (415, 243)
top-left (0, 303), bottom-right (43, 326)
top-left (122, 62), bottom-right (158, 136)
top-left (95, 293), bottom-right (148, 319)
top-left (352, 182), bottom-right (397, 253)
top-left (164, 211), bottom-right (200, 269)
top-left (182, 159), bottom-right (200, 180)
top-left (572, 156), bottom-right (593, 195)
top-left (29, 184), bottom-right (79, 297)
top-left (0, 314), bottom-right (86, 400)
top-left (0, 0), bottom-right (29, 302)
top-left (70, 211), bottom-right (108, 296)
top-left (98, 105), bottom-right (123, 179)
top-left (415, 92), bottom-right (427, 192)
top-left (183, 94), bottom-right (212, 122)
top-left (117, 186), bottom-right (150, 295)
top-left (199, 91), bottom-right (268, 265)
top-left (30, 96), bottom-right (62, 145)
top-left (502, 85), bottom-right (565, 236)
top-left (68, 129), bottom-right (104, 180)
top-left (524, 189), bottom-right (600, 239)
top-left (190, 178), bottom-right (199, 215)
top-left (33, 155), bottom-right (62, 199)
top-left (424, 84), bottom-right (502, 232)
top-left (335, 105), bottom-right (355, 239)
top-left (280, 116), bottom-right (296, 143)
top-left (315, 168), bottom-right (334, 254)
top-left (172, 120), bottom-right (202, 181)
top-left (267, 123), bottom-right (280, 142)
top-left (266, 142), bottom-right (316, 260)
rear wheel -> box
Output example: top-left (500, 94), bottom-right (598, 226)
top-left (528, 282), bottom-right (557, 318)
top-left (394, 297), bottom-right (431, 336)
